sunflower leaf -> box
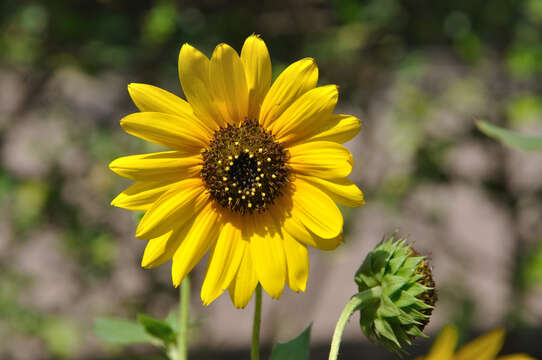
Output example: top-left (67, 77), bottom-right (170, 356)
top-left (94, 317), bottom-right (155, 344)
top-left (137, 313), bottom-right (177, 344)
top-left (476, 120), bottom-right (542, 151)
top-left (166, 310), bottom-right (179, 332)
top-left (269, 324), bottom-right (312, 360)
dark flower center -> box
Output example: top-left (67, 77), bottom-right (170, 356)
top-left (201, 120), bottom-right (290, 214)
top-left (412, 251), bottom-right (437, 331)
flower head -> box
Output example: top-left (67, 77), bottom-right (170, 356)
top-left (418, 325), bottom-right (535, 360)
top-left (110, 35), bottom-right (364, 308)
top-left (354, 234), bottom-right (436, 352)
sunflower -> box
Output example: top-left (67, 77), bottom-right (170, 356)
top-left (418, 325), bottom-right (535, 360)
top-left (110, 35), bottom-right (364, 308)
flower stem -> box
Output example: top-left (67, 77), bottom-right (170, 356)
top-left (328, 287), bottom-right (381, 360)
top-left (251, 284), bottom-right (262, 360)
top-left (178, 275), bottom-right (190, 360)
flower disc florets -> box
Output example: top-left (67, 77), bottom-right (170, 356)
top-left (353, 234), bottom-right (437, 353)
top-left (201, 120), bottom-right (290, 214)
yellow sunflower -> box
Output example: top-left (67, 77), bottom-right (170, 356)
top-left (418, 325), bottom-right (535, 360)
top-left (110, 35), bottom-right (364, 308)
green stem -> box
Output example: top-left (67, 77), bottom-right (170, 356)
top-left (178, 275), bottom-right (190, 360)
top-left (328, 287), bottom-right (381, 360)
top-left (251, 284), bottom-right (262, 360)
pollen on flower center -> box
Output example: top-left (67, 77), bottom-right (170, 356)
top-left (201, 120), bottom-right (290, 214)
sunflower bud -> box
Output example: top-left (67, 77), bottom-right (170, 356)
top-left (353, 233), bottom-right (437, 352)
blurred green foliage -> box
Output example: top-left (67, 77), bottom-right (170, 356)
top-left (0, 0), bottom-right (538, 74)
top-left (523, 238), bottom-right (542, 287)
top-left (477, 120), bottom-right (542, 151)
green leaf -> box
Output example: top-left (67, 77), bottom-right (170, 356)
top-left (374, 318), bottom-right (400, 347)
top-left (269, 324), bottom-right (312, 360)
top-left (165, 310), bottom-right (201, 333)
top-left (381, 275), bottom-right (408, 296)
top-left (137, 314), bottom-right (176, 344)
top-left (165, 310), bottom-right (178, 332)
top-left (94, 317), bottom-right (154, 344)
top-left (377, 295), bottom-right (401, 317)
top-left (476, 120), bottom-right (542, 151)
top-left (395, 290), bottom-right (424, 308)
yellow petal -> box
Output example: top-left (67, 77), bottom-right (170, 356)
top-left (141, 219), bottom-right (194, 268)
top-left (111, 180), bottom-right (179, 210)
top-left (141, 231), bottom-right (173, 269)
top-left (280, 206), bottom-right (343, 250)
top-left (270, 191), bottom-right (342, 250)
top-left (305, 114), bottom-right (361, 144)
top-left (127, 83), bottom-right (214, 134)
top-left (241, 35), bottom-right (272, 120)
top-left (120, 112), bottom-right (210, 151)
top-left (288, 141), bottom-right (353, 179)
top-left (249, 214), bottom-right (286, 299)
top-left (141, 231), bottom-right (174, 268)
top-left (178, 44), bottom-right (225, 129)
top-left (289, 179), bottom-right (343, 239)
top-left (228, 246), bottom-right (259, 309)
top-left (455, 328), bottom-right (505, 360)
top-left (270, 85), bottom-right (338, 144)
top-left (259, 58), bottom-right (318, 128)
top-left (209, 43), bottom-right (249, 125)
top-left (297, 175), bottom-right (365, 207)
top-left (424, 325), bottom-right (458, 360)
top-left (171, 202), bottom-right (221, 286)
top-left (201, 219), bottom-right (246, 305)
top-left (283, 232), bottom-right (309, 292)
top-left (136, 178), bottom-right (207, 239)
top-left (109, 152), bottom-right (201, 181)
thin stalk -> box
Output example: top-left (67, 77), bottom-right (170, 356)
top-left (177, 275), bottom-right (190, 360)
top-left (251, 284), bottom-right (263, 360)
top-left (329, 287), bottom-right (381, 360)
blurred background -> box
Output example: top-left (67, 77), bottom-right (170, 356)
top-left (1, 0), bottom-right (542, 359)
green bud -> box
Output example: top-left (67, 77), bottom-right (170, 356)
top-left (353, 233), bottom-right (437, 353)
